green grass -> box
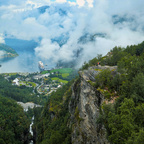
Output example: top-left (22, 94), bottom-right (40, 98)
top-left (41, 71), bottom-right (49, 74)
top-left (20, 81), bottom-right (36, 87)
top-left (7, 73), bottom-right (18, 76)
top-left (51, 77), bottom-right (68, 84)
top-left (28, 82), bottom-right (37, 87)
top-left (50, 68), bottom-right (73, 74)
top-left (62, 73), bottom-right (69, 78)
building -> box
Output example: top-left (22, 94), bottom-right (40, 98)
top-left (12, 78), bottom-right (19, 86)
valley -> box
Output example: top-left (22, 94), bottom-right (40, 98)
top-left (1, 67), bottom-right (76, 104)
top-left (0, 0), bottom-right (144, 143)
top-left (1, 42), bottom-right (144, 143)
top-left (0, 67), bottom-right (77, 143)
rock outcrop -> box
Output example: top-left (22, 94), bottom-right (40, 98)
top-left (69, 66), bottom-right (115, 144)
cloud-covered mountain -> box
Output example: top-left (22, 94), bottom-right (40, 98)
top-left (0, 0), bottom-right (144, 67)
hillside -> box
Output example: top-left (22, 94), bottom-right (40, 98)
top-left (33, 41), bottom-right (144, 144)
top-left (0, 43), bottom-right (18, 59)
top-left (0, 68), bottom-right (77, 143)
top-left (0, 96), bottom-right (30, 144)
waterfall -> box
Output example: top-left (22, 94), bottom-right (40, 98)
top-left (29, 116), bottom-right (34, 144)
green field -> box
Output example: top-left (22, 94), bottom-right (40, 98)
top-left (3, 73), bottom-right (18, 76)
top-left (20, 81), bottom-right (37, 87)
top-left (62, 73), bottom-right (69, 78)
top-left (28, 82), bottom-right (37, 87)
top-left (50, 68), bottom-right (73, 74)
top-left (41, 68), bottom-right (73, 75)
top-left (51, 77), bottom-right (68, 84)
top-left (41, 71), bottom-right (49, 74)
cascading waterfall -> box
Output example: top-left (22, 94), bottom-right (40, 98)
top-left (29, 116), bottom-right (34, 144)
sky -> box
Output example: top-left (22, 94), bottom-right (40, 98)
top-left (0, 0), bottom-right (144, 67)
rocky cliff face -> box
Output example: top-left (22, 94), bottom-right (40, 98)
top-left (69, 66), bottom-right (116, 144)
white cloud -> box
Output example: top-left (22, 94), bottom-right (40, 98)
top-left (0, 0), bottom-right (144, 68)
top-left (86, 0), bottom-right (93, 7)
top-left (0, 34), bottom-right (5, 43)
top-left (68, 1), bottom-right (76, 6)
top-left (35, 39), bottom-right (60, 61)
top-left (56, 0), bottom-right (67, 3)
top-left (76, 0), bottom-right (85, 7)
top-left (0, 51), bottom-right (6, 58)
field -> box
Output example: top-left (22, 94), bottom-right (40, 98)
top-left (20, 81), bottom-right (37, 87)
top-left (62, 73), bottom-right (69, 78)
top-left (41, 68), bottom-right (73, 78)
top-left (41, 71), bottom-right (49, 74)
top-left (51, 77), bottom-right (68, 84)
top-left (50, 68), bottom-right (73, 74)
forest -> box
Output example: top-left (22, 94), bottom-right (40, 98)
top-left (0, 96), bottom-right (30, 144)
top-left (81, 41), bottom-right (144, 143)
top-left (33, 80), bottom-right (74, 144)
top-left (0, 75), bottom-right (47, 104)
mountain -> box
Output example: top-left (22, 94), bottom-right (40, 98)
top-left (33, 41), bottom-right (144, 144)
top-left (38, 6), bottom-right (50, 14)
top-left (1, 41), bottom-right (144, 143)
top-left (0, 43), bottom-right (18, 59)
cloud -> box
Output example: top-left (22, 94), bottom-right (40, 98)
top-left (0, 0), bottom-right (144, 68)
top-left (68, 1), bottom-right (76, 6)
top-left (0, 34), bottom-right (5, 43)
top-left (35, 39), bottom-right (60, 61)
top-left (0, 51), bottom-right (6, 58)
top-left (86, 0), bottom-right (93, 7)
top-left (76, 0), bottom-right (85, 7)
top-left (56, 0), bottom-right (67, 3)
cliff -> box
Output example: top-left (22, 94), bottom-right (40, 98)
top-left (69, 66), bottom-right (117, 144)
top-left (34, 65), bottom-right (117, 144)
top-left (30, 42), bottom-right (144, 143)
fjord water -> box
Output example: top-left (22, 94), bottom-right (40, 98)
top-left (0, 38), bottom-right (55, 73)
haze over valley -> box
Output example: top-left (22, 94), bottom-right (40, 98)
top-left (0, 0), bottom-right (144, 72)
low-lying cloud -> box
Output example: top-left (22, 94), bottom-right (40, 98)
top-left (0, 34), bottom-right (5, 44)
top-left (0, 0), bottom-right (144, 68)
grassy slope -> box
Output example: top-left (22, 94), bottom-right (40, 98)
top-left (50, 68), bottom-right (73, 73)
top-left (51, 77), bottom-right (68, 83)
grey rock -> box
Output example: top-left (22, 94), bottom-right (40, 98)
top-left (69, 66), bottom-right (111, 144)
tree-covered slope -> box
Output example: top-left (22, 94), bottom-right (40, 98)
top-left (0, 96), bottom-right (30, 144)
top-left (33, 80), bottom-right (74, 144)
top-left (81, 41), bottom-right (144, 143)
top-left (0, 75), bottom-right (45, 104)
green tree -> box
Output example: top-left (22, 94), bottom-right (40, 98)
top-left (108, 98), bottom-right (135, 144)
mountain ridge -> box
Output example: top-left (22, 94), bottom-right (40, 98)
top-left (0, 43), bottom-right (18, 59)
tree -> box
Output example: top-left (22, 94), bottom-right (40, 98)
top-left (131, 73), bottom-right (144, 103)
top-left (108, 98), bottom-right (135, 144)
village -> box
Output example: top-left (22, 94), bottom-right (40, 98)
top-left (3, 67), bottom-right (74, 96)
top-left (10, 72), bottom-right (63, 95)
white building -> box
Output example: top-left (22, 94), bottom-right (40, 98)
top-left (12, 78), bottom-right (19, 86)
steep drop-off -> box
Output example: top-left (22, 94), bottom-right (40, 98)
top-left (69, 66), bottom-right (117, 144)
top-left (34, 66), bottom-right (117, 144)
